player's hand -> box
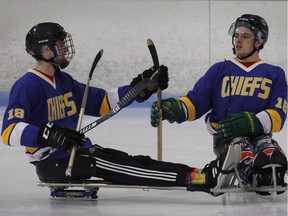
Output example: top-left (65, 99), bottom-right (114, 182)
top-left (37, 122), bottom-right (84, 152)
top-left (215, 112), bottom-right (263, 144)
top-left (130, 65), bottom-right (169, 101)
top-left (150, 98), bottom-right (185, 127)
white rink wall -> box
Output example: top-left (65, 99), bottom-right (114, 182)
top-left (0, 0), bottom-right (287, 98)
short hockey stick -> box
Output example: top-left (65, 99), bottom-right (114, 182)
top-left (80, 77), bottom-right (152, 134)
top-left (147, 39), bottom-right (162, 161)
top-left (66, 49), bottom-right (104, 177)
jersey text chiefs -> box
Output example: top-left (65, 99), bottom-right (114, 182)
top-left (221, 76), bottom-right (272, 99)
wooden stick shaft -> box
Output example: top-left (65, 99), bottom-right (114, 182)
top-left (157, 88), bottom-right (162, 161)
top-left (65, 49), bottom-right (103, 177)
top-left (66, 79), bottom-right (91, 176)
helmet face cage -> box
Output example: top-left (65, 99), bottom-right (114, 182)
top-left (52, 32), bottom-right (75, 69)
top-left (25, 23), bottom-right (75, 68)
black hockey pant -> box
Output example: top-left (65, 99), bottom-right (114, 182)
top-left (36, 144), bottom-right (194, 186)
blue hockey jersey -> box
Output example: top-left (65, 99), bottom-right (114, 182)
top-left (178, 58), bottom-right (287, 134)
top-left (1, 68), bottom-right (133, 162)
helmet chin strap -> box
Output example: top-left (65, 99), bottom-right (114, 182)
top-left (39, 55), bottom-right (69, 70)
top-left (233, 47), bottom-right (258, 60)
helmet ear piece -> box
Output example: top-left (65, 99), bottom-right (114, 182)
top-left (25, 48), bottom-right (34, 57)
top-left (25, 39), bottom-right (44, 60)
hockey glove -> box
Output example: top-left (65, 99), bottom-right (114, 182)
top-left (150, 98), bottom-right (185, 127)
top-left (215, 112), bottom-right (263, 144)
top-left (130, 65), bottom-right (169, 101)
top-left (37, 122), bottom-right (84, 152)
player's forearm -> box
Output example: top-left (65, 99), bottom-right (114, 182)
top-left (2, 122), bottom-right (39, 148)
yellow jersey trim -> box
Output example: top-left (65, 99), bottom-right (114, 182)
top-left (99, 94), bottom-right (110, 116)
top-left (178, 96), bottom-right (196, 121)
top-left (266, 109), bottom-right (282, 132)
top-left (1, 123), bottom-right (16, 145)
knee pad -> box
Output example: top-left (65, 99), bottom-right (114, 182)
top-left (213, 136), bottom-right (253, 157)
top-left (232, 137), bottom-right (254, 152)
top-left (254, 135), bottom-right (283, 153)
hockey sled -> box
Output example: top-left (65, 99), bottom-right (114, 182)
top-left (38, 176), bottom-right (287, 200)
top-left (37, 180), bottom-right (187, 200)
top-left (252, 163), bottom-right (287, 196)
top-left (210, 144), bottom-right (287, 196)
top-left (37, 145), bottom-right (286, 199)
top-left (210, 164), bottom-right (287, 196)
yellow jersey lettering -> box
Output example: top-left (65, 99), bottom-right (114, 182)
top-left (230, 76), bottom-right (238, 95)
top-left (275, 97), bottom-right (287, 114)
top-left (249, 77), bottom-right (262, 96)
top-left (47, 98), bottom-right (57, 121)
top-left (54, 96), bottom-right (60, 120)
top-left (221, 76), bottom-right (230, 97)
top-left (64, 92), bottom-right (77, 116)
top-left (275, 98), bottom-right (282, 109)
top-left (283, 100), bottom-right (287, 114)
top-left (7, 108), bottom-right (25, 120)
top-left (221, 76), bottom-right (272, 99)
top-left (240, 77), bottom-right (253, 96)
top-left (258, 78), bottom-right (272, 99)
top-left (47, 92), bottom-right (76, 121)
top-left (58, 95), bottom-right (66, 119)
top-left (235, 76), bottom-right (244, 95)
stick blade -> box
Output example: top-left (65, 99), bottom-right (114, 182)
top-left (146, 39), bottom-right (159, 67)
top-left (89, 49), bottom-right (103, 78)
top-left (146, 38), bottom-right (154, 46)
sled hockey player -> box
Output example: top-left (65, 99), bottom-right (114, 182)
top-left (1, 22), bottom-right (239, 198)
top-left (151, 14), bottom-right (287, 195)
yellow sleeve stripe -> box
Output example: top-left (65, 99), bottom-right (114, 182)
top-left (178, 96), bottom-right (196, 121)
top-left (266, 109), bottom-right (282, 132)
top-left (99, 94), bottom-right (110, 116)
top-left (1, 123), bottom-right (16, 145)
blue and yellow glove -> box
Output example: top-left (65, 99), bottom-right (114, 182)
top-left (150, 98), bottom-right (185, 127)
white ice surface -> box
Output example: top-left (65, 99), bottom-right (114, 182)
top-left (0, 107), bottom-right (287, 216)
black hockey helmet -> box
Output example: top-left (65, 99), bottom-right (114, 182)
top-left (228, 14), bottom-right (269, 50)
top-left (25, 22), bottom-right (75, 68)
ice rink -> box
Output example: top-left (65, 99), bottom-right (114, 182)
top-left (0, 107), bottom-right (287, 216)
